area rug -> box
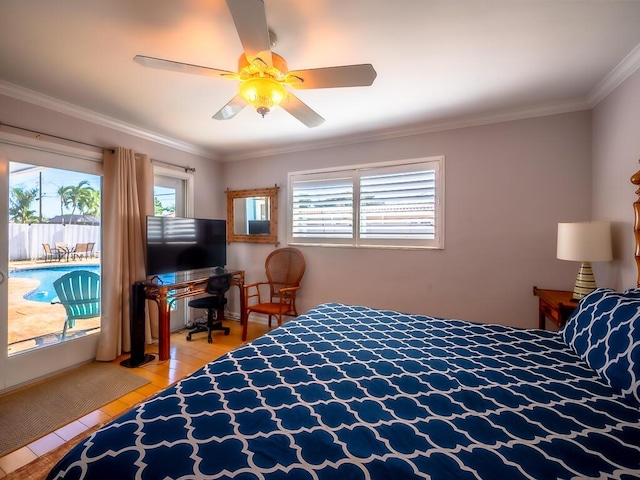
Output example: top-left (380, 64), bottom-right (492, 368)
top-left (0, 362), bottom-right (149, 457)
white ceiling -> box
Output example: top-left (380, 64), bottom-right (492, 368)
top-left (1, 0), bottom-right (640, 161)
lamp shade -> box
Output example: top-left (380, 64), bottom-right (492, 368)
top-left (557, 221), bottom-right (613, 262)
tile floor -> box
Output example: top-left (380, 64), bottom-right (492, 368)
top-left (0, 319), bottom-right (270, 477)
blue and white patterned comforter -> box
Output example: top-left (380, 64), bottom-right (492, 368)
top-left (47, 303), bottom-right (640, 479)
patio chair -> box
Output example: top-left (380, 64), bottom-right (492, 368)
top-left (71, 243), bottom-right (91, 260)
top-left (52, 270), bottom-right (101, 340)
top-left (42, 243), bottom-right (61, 262)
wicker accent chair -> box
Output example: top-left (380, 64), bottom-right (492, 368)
top-left (244, 248), bottom-right (306, 332)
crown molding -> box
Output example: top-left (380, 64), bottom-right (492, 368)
top-left (588, 42), bottom-right (640, 107)
top-left (222, 97), bottom-right (591, 161)
top-left (0, 80), bottom-right (217, 159)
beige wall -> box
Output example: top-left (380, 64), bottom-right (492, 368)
top-left (223, 111), bottom-right (593, 328)
top-left (592, 69), bottom-right (640, 290)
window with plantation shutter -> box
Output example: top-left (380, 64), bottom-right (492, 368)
top-left (290, 175), bottom-right (354, 242)
top-left (288, 156), bottom-right (444, 248)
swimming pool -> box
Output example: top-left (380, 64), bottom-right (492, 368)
top-left (9, 265), bottom-right (101, 303)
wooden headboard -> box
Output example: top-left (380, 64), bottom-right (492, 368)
top-left (631, 167), bottom-right (640, 287)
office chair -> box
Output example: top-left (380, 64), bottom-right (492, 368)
top-left (187, 273), bottom-right (232, 343)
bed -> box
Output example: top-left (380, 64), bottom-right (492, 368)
top-left (46, 185), bottom-right (640, 479)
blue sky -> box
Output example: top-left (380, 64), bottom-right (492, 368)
top-left (10, 162), bottom-right (176, 218)
top-left (9, 163), bottom-right (101, 219)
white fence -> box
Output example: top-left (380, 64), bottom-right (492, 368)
top-left (8, 223), bottom-right (101, 261)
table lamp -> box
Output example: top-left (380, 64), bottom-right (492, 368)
top-left (557, 221), bottom-right (613, 301)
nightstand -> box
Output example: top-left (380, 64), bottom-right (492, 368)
top-left (532, 287), bottom-right (578, 330)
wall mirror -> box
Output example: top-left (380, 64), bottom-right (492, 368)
top-left (226, 186), bottom-right (279, 244)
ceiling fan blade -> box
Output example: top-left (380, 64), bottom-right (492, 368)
top-left (213, 95), bottom-right (247, 120)
top-left (281, 92), bottom-right (325, 128)
top-left (288, 64), bottom-right (377, 89)
top-left (134, 55), bottom-right (236, 79)
top-left (226, 0), bottom-right (272, 65)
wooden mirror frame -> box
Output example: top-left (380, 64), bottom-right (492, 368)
top-left (226, 186), bottom-right (279, 244)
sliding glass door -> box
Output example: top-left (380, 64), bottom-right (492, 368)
top-left (153, 167), bottom-right (194, 331)
top-left (0, 134), bottom-right (102, 391)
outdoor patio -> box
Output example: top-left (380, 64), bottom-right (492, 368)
top-left (8, 257), bottom-right (101, 355)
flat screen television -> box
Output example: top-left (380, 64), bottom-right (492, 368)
top-left (146, 216), bottom-right (226, 276)
top-left (248, 219), bottom-right (270, 235)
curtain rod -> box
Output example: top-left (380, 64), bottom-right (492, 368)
top-left (151, 158), bottom-right (196, 173)
top-left (1, 121), bottom-right (196, 173)
top-left (1, 121), bottom-right (105, 151)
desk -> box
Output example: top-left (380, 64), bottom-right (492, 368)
top-left (144, 269), bottom-right (245, 361)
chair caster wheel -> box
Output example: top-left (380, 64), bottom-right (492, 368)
top-left (224, 330), bottom-right (230, 336)
top-left (207, 337), bottom-right (213, 344)
top-left (186, 335), bottom-right (192, 341)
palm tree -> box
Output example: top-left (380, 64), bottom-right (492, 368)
top-left (9, 186), bottom-right (39, 223)
top-left (77, 187), bottom-right (100, 216)
top-left (63, 181), bottom-right (100, 222)
top-left (154, 198), bottom-right (175, 216)
top-left (57, 185), bottom-right (72, 216)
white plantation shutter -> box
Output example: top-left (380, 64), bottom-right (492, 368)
top-left (289, 156), bottom-right (444, 248)
top-left (360, 169), bottom-right (436, 241)
top-left (291, 175), bottom-right (354, 243)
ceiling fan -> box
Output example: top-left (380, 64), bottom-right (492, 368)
top-left (133, 0), bottom-right (377, 128)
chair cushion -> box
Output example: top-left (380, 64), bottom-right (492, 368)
top-left (560, 288), bottom-right (640, 406)
top-left (188, 296), bottom-right (228, 309)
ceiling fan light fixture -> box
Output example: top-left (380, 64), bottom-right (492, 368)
top-left (239, 76), bottom-right (288, 117)
top-left (135, 2), bottom-right (375, 127)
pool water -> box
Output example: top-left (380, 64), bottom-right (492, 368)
top-left (10, 265), bottom-right (101, 303)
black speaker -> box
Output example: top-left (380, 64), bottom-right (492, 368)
top-left (120, 282), bottom-right (155, 368)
